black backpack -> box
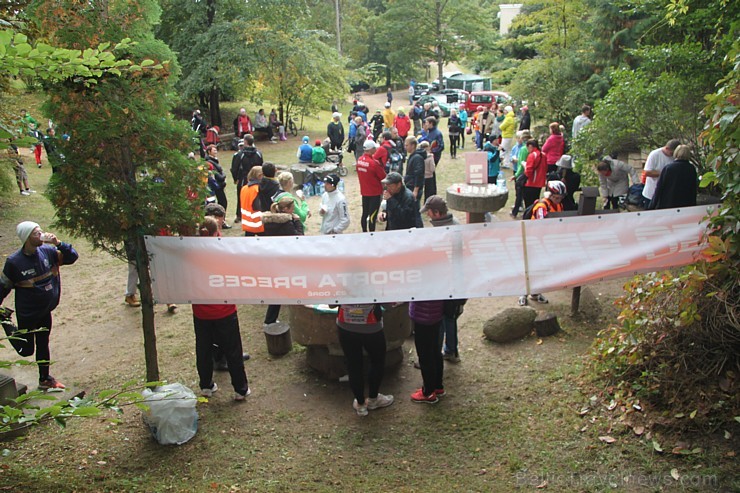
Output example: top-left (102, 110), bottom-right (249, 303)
top-left (388, 146), bottom-right (404, 173)
top-left (522, 200), bottom-right (539, 220)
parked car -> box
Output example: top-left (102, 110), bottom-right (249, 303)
top-left (417, 94), bottom-right (451, 117)
top-left (349, 80), bottom-right (370, 93)
top-left (412, 83), bottom-right (432, 100)
top-left (459, 90), bottom-right (511, 114)
top-left (437, 88), bottom-right (469, 106)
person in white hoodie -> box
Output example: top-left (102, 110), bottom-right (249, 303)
top-left (319, 174), bottom-right (350, 234)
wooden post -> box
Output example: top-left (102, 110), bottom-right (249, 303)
top-left (571, 286), bottom-right (581, 317)
top-left (571, 187), bottom-right (599, 315)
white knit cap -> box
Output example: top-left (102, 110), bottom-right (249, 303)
top-left (17, 221), bottom-right (40, 244)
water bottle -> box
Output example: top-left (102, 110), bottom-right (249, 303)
top-left (497, 171), bottom-right (506, 192)
top-left (302, 182), bottom-right (313, 197)
top-left (319, 181), bottom-right (326, 195)
top-left (338, 179), bottom-right (345, 192)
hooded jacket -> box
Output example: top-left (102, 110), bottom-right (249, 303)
top-left (394, 114), bottom-right (411, 137)
top-left (320, 189), bottom-right (350, 234)
top-left (404, 148), bottom-right (426, 192)
top-left (257, 177), bottom-right (281, 212)
top-left (500, 112), bottom-right (516, 139)
top-left (525, 149), bottom-right (548, 188)
top-left (262, 212), bottom-right (304, 237)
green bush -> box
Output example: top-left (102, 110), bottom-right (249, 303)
top-left (590, 262), bottom-right (739, 430)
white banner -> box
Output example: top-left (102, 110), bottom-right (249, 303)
top-left (146, 206), bottom-right (713, 304)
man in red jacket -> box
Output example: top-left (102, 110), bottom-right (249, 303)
top-left (356, 140), bottom-right (387, 232)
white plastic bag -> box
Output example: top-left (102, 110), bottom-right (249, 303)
top-left (141, 383), bottom-right (198, 445)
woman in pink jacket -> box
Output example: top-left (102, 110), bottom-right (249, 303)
top-left (541, 122), bottom-right (564, 173)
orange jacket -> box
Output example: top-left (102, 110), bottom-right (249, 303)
top-left (531, 198), bottom-right (563, 220)
top-left (240, 182), bottom-right (264, 234)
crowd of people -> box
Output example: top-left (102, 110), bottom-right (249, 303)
top-left (2, 93), bottom-right (700, 415)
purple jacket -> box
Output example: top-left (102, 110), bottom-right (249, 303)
top-left (409, 300), bottom-right (444, 325)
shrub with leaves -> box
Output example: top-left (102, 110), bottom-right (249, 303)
top-left (590, 263), bottom-right (739, 430)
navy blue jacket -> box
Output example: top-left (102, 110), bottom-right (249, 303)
top-left (0, 243), bottom-right (79, 322)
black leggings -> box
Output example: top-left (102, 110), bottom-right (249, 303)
top-left (361, 195), bottom-right (382, 232)
top-left (337, 326), bottom-right (386, 405)
top-left (15, 312), bottom-right (52, 380)
top-left (194, 313), bottom-right (249, 394)
top-left (414, 320), bottom-right (443, 396)
top-left (449, 134), bottom-right (460, 158)
top-left (265, 305), bottom-right (281, 325)
top-left (511, 179), bottom-right (525, 216)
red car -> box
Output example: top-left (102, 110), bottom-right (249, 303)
top-left (459, 91), bottom-right (510, 114)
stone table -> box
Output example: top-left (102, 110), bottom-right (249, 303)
top-left (289, 163), bottom-right (339, 187)
top-left (287, 303), bottom-right (412, 380)
top-left (446, 183), bottom-right (509, 223)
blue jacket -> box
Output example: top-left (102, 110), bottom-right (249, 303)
top-left (1, 243), bottom-right (79, 322)
top-left (484, 142), bottom-right (500, 178)
top-left (421, 127), bottom-right (444, 155)
top-left (298, 144), bottom-right (313, 162)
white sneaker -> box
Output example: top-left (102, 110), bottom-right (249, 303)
top-left (518, 295), bottom-right (528, 306)
top-left (353, 399), bottom-right (368, 416)
top-left (20, 191), bottom-right (31, 196)
top-left (367, 393), bottom-right (394, 410)
top-left (27, 189), bottom-right (36, 193)
top-left (201, 382), bottom-right (218, 397)
top-left (530, 294), bottom-right (549, 304)
top-left (234, 388), bottom-right (251, 401)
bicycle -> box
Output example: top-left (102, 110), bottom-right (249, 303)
top-left (287, 117), bottom-right (299, 137)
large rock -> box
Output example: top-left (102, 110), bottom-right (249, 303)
top-left (578, 287), bottom-right (603, 320)
top-left (483, 306), bottom-right (537, 343)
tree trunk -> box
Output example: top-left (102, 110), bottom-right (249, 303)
top-left (334, 0), bottom-right (342, 55)
top-left (135, 235), bottom-right (160, 383)
top-left (206, 0), bottom-right (215, 27)
top-left (534, 312), bottom-right (561, 337)
top-left (209, 87), bottom-right (221, 129)
top-left (436, 0), bottom-right (444, 85)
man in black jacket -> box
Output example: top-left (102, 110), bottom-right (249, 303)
top-left (257, 162), bottom-right (281, 213)
top-left (403, 136), bottom-right (426, 204)
top-left (381, 172), bottom-right (422, 230)
top-left (327, 112), bottom-right (345, 151)
top-left (231, 134), bottom-right (264, 223)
